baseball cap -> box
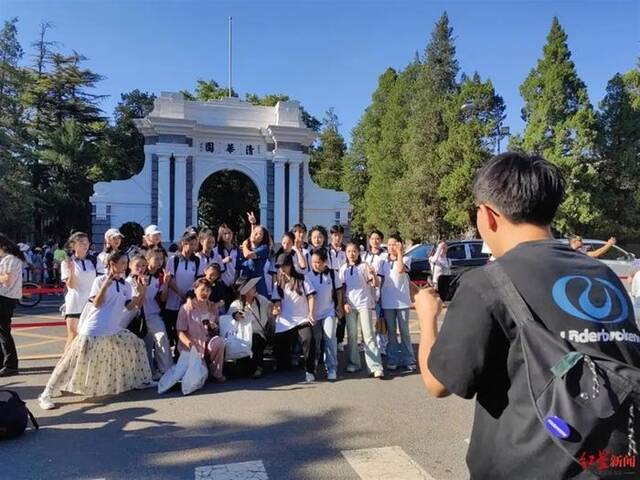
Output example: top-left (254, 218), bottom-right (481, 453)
top-left (104, 228), bottom-right (124, 240)
top-left (145, 225), bottom-right (162, 236)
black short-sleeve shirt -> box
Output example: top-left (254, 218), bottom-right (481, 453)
top-left (429, 240), bottom-right (640, 479)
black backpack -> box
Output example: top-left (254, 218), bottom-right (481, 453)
top-left (0, 390), bottom-right (39, 440)
top-left (486, 262), bottom-right (640, 478)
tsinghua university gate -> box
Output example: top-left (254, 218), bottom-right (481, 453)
top-left (90, 92), bottom-right (351, 247)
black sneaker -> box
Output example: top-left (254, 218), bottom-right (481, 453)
top-left (0, 367), bottom-right (19, 377)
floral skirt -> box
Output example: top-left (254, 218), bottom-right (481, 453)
top-left (44, 330), bottom-right (152, 398)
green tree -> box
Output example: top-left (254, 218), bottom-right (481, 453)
top-left (181, 79), bottom-right (237, 101)
top-left (398, 11), bottom-right (460, 241)
top-left (93, 89), bottom-right (156, 181)
top-left (438, 74), bottom-right (506, 236)
top-left (511, 17), bottom-right (601, 234)
top-left (309, 108), bottom-right (346, 190)
top-left (0, 17), bottom-right (35, 239)
top-left (595, 70), bottom-right (640, 239)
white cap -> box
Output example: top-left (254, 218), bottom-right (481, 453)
top-left (104, 228), bottom-right (124, 240)
top-left (17, 242), bottom-right (30, 252)
top-left (145, 224), bottom-right (162, 236)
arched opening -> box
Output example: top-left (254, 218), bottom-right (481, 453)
top-left (198, 170), bottom-right (260, 240)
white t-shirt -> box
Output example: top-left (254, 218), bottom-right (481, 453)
top-left (328, 246), bottom-right (347, 273)
top-left (306, 269), bottom-right (342, 319)
top-left (197, 250), bottom-right (222, 271)
top-left (379, 256), bottom-right (413, 309)
top-left (166, 254), bottom-right (205, 311)
top-left (271, 278), bottom-right (316, 333)
top-left (339, 263), bottom-right (375, 310)
top-left (61, 257), bottom-right (98, 315)
top-left (127, 274), bottom-right (161, 316)
top-left (362, 249), bottom-right (388, 272)
top-left (218, 246), bottom-right (239, 287)
top-left (79, 275), bottom-right (132, 337)
top-left (96, 251), bottom-right (110, 275)
top-left (0, 254), bottom-right (23, 300)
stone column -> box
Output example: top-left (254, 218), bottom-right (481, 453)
top-left (157, 155), bottom-right (171, 240)
top-left (174, 155), bottom-right (187, 235)
top-left (288, 160), bottom-right (301, 228)
top-left (273, 158), bottom-right (286, 240)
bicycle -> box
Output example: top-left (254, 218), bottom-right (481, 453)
top-left (18, 283), bottom-right (64, 308)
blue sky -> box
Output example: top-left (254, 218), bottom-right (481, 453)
top-left (2, 0), bottom-right (638, 144)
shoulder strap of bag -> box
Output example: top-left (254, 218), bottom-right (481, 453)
top-left (484, 261), bottom-right (535, 329)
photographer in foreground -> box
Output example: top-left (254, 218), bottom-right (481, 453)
top-left (415, 152), bottom-right (640, 479)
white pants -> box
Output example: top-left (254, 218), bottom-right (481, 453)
top-left (144, 312), bottom-right (173, 375)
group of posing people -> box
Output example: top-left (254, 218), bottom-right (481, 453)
top-left (0, 215), bottom-right (418, 410)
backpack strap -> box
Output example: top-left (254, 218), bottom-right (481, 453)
top-left (484, 261), bottom-right (535, 329)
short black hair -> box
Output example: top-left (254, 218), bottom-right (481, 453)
top-left (388, 231), bottom-right (403, 244)
top-left (330, 225), bottom-right (344, 235)
top-left (369, 229), bottom-right (384, 240)
top-left (473, 152), bottom-right (565, 226)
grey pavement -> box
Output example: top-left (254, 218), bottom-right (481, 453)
top-left (2, 298), bottom-right (474, 480)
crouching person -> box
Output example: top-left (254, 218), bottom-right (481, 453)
top-left (177, 278), bottom-right (226, 382)
top-left (228, 277), bottom-right (274, 378)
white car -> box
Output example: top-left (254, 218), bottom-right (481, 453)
top-left (560, 238), bottom-right (637, 285)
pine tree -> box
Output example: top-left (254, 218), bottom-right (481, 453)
top-left (513, 17), bottom-right (601, 234)
top-left (595, 70), bottom-right (640, 238)
top-left (399, 12), bottom-right (459, 240)
top-left (0, 18), bottom-right (35, 239)
top-left (309, 108), bottom-right (346, 191)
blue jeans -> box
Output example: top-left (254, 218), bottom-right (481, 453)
top-left (313, 315), bottom-right (338, 373)
top-left (383, 308), bottom-right (415, 367)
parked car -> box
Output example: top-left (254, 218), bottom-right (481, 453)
top-left (559, 238), bottom-right (637, 284)
top-left (405, 239), bottom-right (490, 282)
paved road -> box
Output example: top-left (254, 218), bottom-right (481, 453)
top-left (3, 297), bottom-right (475, 480)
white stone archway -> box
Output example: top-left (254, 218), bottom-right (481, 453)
top-left (90, 93), bottom-right (351, 247)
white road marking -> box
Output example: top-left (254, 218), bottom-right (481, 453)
top-left (342, 446), bottom-right (436, 480)
top-left (195, 460), bottom-right (268, 480)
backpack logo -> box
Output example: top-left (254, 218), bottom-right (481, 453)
top-left (552, 275), bottom-right (628, 324)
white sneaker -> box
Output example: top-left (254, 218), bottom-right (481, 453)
top-left (327, 370), bottom-right (337, 381)
top-left (373, 370), bottom-right (384, 379)
top-left (38, 394), bottom-right (55, 410)
top-left (305, 372), bottom-right (315, 383)
top-left (346, 364), bottom-right (360, 373)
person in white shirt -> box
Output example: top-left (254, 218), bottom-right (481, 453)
top-left (328, 225), bottom-right (348, 348)
top-left (429, 241), bottom-right (451, 288)
top-left (216, 224), bottom-right (239, 288)
top-left (97, 228), bottom-right (124, 274)
top-left (60, 232), bottom-right (98, 350)
top-left (306, 248), bottom-right (344, 381)
top-left (128, 251), bottom-right (172, 379)
top-left (0, 234), bottom-right (24, 377)
top-left (164, 232), bottom-right (204, 358)
top-left (339, 242), bottom-right (384, 378)
top-left (271, 253), bottom-right (317, 382)
top-left (363, 229), bottom-right (389, 355)
top-left (292, 223), bottom-right (310, 272)
top-left (197, 228), bottom-right (221, 270)
top-left (38, 251), bottom-right (152, 410)
top-left (379, 233), bottom-right (416, 371)
top-left (228, 276), bottom-right (275, 378)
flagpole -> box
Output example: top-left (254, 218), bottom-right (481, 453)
top-left (228, 16), bottom-right (232, 98)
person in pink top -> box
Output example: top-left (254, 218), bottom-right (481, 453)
top-left (177, 278), bottom-right (226, 382)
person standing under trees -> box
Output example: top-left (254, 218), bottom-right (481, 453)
top-left (0, 234), bottom-right (24, 377)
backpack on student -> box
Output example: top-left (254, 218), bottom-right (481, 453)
top-left (486, 262), bottom-right (640, 478)
top-left (0, 390), bottom-right (39, 440)
top-left (173, 254), bottom-right (201, 281)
